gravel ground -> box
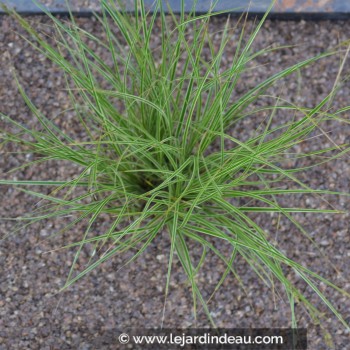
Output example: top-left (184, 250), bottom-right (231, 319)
top-left (1, 14), bottom-right (350, 350)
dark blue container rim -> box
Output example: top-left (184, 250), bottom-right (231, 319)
top-left (1, 1), bottom-right (350, 20)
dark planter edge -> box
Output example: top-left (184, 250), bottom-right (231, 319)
top-left (1, 9), bottom-right (350, 21)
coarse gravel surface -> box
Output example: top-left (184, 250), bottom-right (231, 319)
top-left (1, 13), bottom-right (350, 350)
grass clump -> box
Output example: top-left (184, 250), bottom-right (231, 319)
top-left (1, 0), bottom-right (350, 332)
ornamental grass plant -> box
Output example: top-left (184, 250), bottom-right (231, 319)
top-left (1, 0), bottom-right (350, 336)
